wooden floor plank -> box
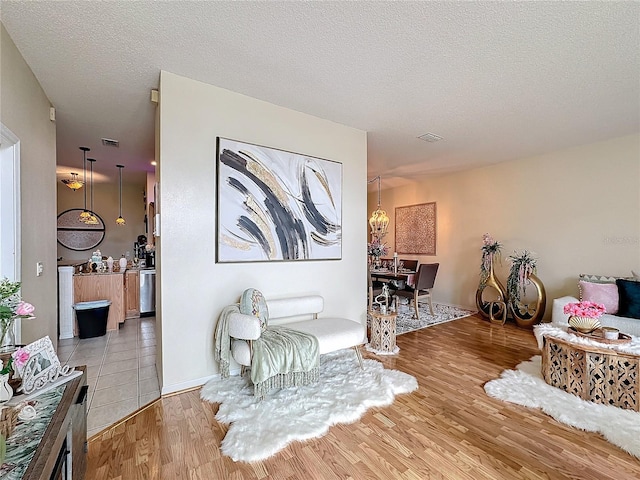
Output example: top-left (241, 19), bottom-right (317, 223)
top-left (87, 315), bottom-right (640, 479)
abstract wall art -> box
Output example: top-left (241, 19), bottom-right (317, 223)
top-left (217, 138), bottom-right (342, 262)
top-left (395, 202), bottom-right (436, 255)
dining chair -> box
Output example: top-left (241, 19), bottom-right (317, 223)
top-left (400, 259), bottom-right (418, 272)
top-left (394, 263), bottom-right (439, 318)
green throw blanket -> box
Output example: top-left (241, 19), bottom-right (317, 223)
top-left (214, 305), bottom-right (320, 398)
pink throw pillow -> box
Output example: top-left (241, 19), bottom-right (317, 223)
top-left (579, 280), bottom-right (619, 314)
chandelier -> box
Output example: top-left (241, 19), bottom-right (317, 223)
top-left (115, 165), bottom-right (126, 226)
top-left (61, 172), bottom-right (83, 191)
top-left (367, 175), bottom-right (389, 239)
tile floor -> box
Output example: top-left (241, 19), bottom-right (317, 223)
top-left (56, 316), bottom-right (160, 438)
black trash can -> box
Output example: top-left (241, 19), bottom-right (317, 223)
top-left (73, 300), bottom-right (111, 339)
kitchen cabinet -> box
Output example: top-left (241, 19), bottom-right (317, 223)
top-left (73, 272), bottom-right (125, 330)
top-left (125, 269), bottom-right (140, 319)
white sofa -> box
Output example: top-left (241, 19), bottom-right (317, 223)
top-left (551, 295), bottom-right (640, 337)
top-left (228, 294), bottom-right (366, 370)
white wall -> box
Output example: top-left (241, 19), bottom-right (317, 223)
top-left (158, 71), bottom-right (367, 393)
top-left (1, 24), bottom-right (58, 343)
top-left (369, 134), bottom-right (640, 317)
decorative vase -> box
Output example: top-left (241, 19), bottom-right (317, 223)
top-left (509, 273), bottom-right (547, 329)
top-left (568, 315), bottom-right (601, 333)
top-left (0, 374), bottom-right (13, 404)
top-left (119, 256), bottom-right (128, 271)
top-left (475, 261), bottom-right (508, 322)
top-left (0, 319), bottom-right (16, 353)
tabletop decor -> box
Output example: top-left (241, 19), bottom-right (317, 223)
top-left (0, 348), bottom-right (30, 403)
top-left (367, 238), bottom-right (389, 267)
top-left (13, 336), bottom-right (75, 395)
top-left (217, 137), bottom-right (342, 262)
top-left (564, 301), bottom-right (606, 333)
top-left (0, 279), bottom-right (36, 352)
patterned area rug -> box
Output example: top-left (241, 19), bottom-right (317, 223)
top-left (368, 301), bottom-right (477, 335)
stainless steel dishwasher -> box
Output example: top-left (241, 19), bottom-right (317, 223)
top-left (140, 268), bottom-right (156, 315)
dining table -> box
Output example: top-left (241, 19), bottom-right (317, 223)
top-left (370, 268), bottom-right (416, 289)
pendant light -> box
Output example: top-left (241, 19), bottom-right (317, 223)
top-left (61, 172), bottom-right (84, 191)
top-left (85, 158), bottom-right (99, 225)
top-left (115, 165), bottom-right (126, 226)
top-left (78, 147), bottom-right (91, 222)
top-left (367, 175), bottom-right (389, 239)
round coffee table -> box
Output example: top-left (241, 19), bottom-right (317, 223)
top-left (368, 311), bottom-right (399, 355)
top-left (541, 333), bottom-right (639, 411)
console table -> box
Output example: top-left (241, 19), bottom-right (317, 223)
top-left (1, 368), bottom-right (87, 479)
top-left (541, 335), bottom-right (639, 411)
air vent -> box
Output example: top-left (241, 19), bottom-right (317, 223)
top-left (418, 132), bottom-right (443, 143)
top-left (101, 138), bottom-right (119, 147)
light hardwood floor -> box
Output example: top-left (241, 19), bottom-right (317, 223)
top-left (87, 315), bottom-right (640, 479)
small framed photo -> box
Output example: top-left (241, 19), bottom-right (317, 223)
top-left (15, 336), bottom-right (74, 394)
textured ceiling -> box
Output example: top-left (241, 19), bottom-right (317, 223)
top-left (1, 1), bottom-right (639, 188)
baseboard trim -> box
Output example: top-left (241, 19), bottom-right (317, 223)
top-left (160, 367), bottom-right (240, 395)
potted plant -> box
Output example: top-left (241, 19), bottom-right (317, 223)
top-left (506, 250), bottom-right (547, 328)
top-left (506, 250), bottom-right (537, 304)
top-left (480, 233), bottom-right (502, 287)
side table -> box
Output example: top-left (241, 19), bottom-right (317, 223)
top-left (368, 310), bottom-right (399, 355)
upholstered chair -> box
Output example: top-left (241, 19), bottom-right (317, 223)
top-left (400, 259), bottom-right (418, 272)
top-left (395, 263), bottom-right (440, 318)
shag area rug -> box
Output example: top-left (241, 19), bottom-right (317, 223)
top-left (201, 349), bottom-right (418, 462)
top-left (485, 356), bottom-right (640, 459)
top-left (369, 301), bottom-right (476, 335)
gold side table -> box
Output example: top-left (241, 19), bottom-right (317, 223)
top-left (368, 310), bottom-right (399, 355)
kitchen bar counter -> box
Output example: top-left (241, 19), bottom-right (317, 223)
top-left (73, 272), bottom-right (125, 331)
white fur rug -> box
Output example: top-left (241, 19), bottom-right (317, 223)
top-left (485, 356), bottom-right (640, 459)
top-left (201, 349), bottom-right (418, 462)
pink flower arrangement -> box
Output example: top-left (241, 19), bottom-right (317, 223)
top-left (0, 347), bottom-right (30, 375)
top-left (15, 302), bottom-right (35, 317)
top-left (563, 301), bottom-right (606, 319)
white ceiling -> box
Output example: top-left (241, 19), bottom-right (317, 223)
top-left (2, 1), bottom-right (639, 188)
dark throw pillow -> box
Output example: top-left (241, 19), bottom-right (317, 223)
top-left (615, 279), bottom-right (640, 320)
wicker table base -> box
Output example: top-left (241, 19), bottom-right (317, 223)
top-left (541, 334), bottom-right (639, 411)
top-left (368, 311), bottom-right (398, 355)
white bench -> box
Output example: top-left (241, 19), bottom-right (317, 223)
top-left (228, 294), bottom-right (366, 371)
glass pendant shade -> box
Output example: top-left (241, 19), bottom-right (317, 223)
top-left (61, 172), bottom-right (84, 191)
top-left (116, 165), bottom-right (126, 226)
top-left (85, 214), bottom-right (99, 225)
top-left (78, 146), bottom-right (91, 221)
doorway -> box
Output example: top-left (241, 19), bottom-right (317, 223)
top-left (0, 123), bottom-right (22, 343)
